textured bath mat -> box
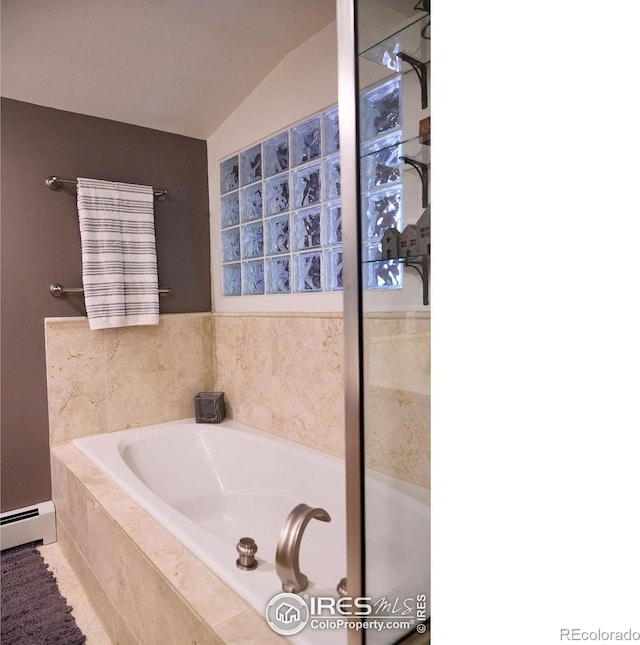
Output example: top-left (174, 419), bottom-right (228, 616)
top-left (1, 541), bottom-right (86, 644)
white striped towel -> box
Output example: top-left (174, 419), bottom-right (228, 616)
top-left (77, 178), bottom-right (159, 330)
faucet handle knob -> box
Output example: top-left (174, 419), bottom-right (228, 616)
top-left (236, 537), bottom-right (258, 570)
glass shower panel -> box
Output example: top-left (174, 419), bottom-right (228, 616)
top-left (356, 1), bottom-right (431, 642)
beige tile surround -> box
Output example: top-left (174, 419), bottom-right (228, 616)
top-left (45, 313), bottom-right (214, 445)
top-left (51, 443), bottom-right (285, 645)
top-left (44, 311), bottom-right (429, 487)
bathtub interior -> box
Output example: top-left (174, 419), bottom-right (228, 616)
top-left (73, 419), bottom-right (429, 640)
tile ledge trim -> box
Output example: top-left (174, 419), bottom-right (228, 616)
top-left (45, 312), bottom-right (212, 325)
top-left (212, 311), bottom-right (430, 319)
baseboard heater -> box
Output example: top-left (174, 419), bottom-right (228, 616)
top-left (1, 501), bottom-right (56, 550)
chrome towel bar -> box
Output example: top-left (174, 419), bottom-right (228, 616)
top-left (49, 283), bottom-right (171, 298)
top-left (45, 176), bottom-right (168, 201)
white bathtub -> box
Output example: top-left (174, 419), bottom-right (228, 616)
top-left (73, 419), bottom-right (429, 644)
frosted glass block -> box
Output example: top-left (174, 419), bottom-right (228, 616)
top-left (323, 202), bottom-right (342, 246)
top-left (222, 263), bottom-right (241, 296)
top-left (360, 76), bottom-right (402, 142)
top-left (365, 243), bottom-right (403, 289)
top-left (240, 144), bottom-right (262, 186)
top-left (221, 227), bottom-right (240, 263)
top-left (264, 174), bottom-right (290, 216)
top-left (242, 260), bottom-right (265, 295)
top-left (323, 154), bottom-right (341, 202)
top-left (291, 163), bottom-right (321, 209)
top-left (293, 251), bottom-right (322, 292)
top-left (291, 116), bottom-right (321, 167)
top-left (266, 257), bottom-right (291, 294)
top-left (292, 207), bottom-right (321, 251)
top-left (220, 156), bottom-right (239, 194)
top-left (361, 134), bottom-right (402, 191)
top-left (241, 221), bottom-right (263, 259)
top-left (220, 192), bottom-right (239, 228)
top-left (325, 248), bottom-right (343, 291)
top-left (363, 186), bottom-right (402, 240)
top-left (322, 107), bottom-right (340, 156)
top-left (263, 131), bottom-right (289, 178)
top-left (240, 184), bottom-right (262, 222)
top-left (264, 214), bottom-right (289, 256)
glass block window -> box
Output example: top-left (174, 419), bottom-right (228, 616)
top-left (219, 75), bottom-right (404, 297)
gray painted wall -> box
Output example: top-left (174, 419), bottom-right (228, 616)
top-left (1, 98), bottom-right (210, 512)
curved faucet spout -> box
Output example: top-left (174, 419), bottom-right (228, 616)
top-left (275, 503), bottom-right (331, 593)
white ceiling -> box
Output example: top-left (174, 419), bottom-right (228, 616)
top-left (1, 0), bottom-right (336, 140)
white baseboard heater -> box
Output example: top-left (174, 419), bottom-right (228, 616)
top-left (1, 501), bottom-right (57, 550)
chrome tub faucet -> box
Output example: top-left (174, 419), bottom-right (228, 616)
top-left (275, 503), bottom-right (331, 593)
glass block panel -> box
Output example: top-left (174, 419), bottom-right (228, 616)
top-left (291, 163), bottom-right (321, 209)
top-left (291, 116), bottom-right (321, 167)
top-left (361, 134), bottom-right (402, 191)
top-left (241, 221), bottom-right (263, 259)
top-left (363, 186), bottom-right (403, 240)
top-left (323, 107), bottom-right (340, 156)
top-left (323, 202), bottom-right (342, 246)
top-left (360, 76), bottom-right (402, 142)
top-left (242, 260), bottom-right (265, 295)
top-left (365, 243), bottom-right (403, 289)
top-left (222, 263), bottom-right (241, 296)
top-left (325, 247), bottom-right (343, 291)
top-left (266, 256), bottom-right (291, 294)
top-left (241, 184), bottom-right (262, 222)
top-left (323, 154), bottom-right (341, 202)
top-left (220, 156), bottom-right (239, 194)
top-left (240, 144), bottom-right (262, 186)
top-left (264, 214), bottom-right (290, 256)
top-left (293, 251), bottom-right (322, 292)
top-left (292, 207), bottom-right (322, 251)
top-left (264, 174), bottom-right (290, 216)
top-left (221, 226), bottom-right (241, 263)
top-left (263, 131), bottom-right (289, 178)
top-left (220, 191), bottom-right (240, 228)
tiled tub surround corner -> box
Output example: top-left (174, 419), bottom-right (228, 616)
top-left (51, 443), bottom-right (285, 645)
top-left (211, 312), bottom-right (430, 489)
top-left (45, 313), bottom-right (214, 445)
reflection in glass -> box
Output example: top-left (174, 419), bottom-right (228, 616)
top-left (323, 202), bottom-right (343, 246)
top-left (240, 144), bottom-right (262, 186)
top-left (263, 131), bottom-right (289, 178)
top-left (293, 207), bottom-right (322, 251)
top-left (322, 107), bottom-right (340, 156)
top-left (291, 117), bottom-right (321, 167)
top-left (220, 192), bottom-right (240, 228)
top-left (241, 185), bottom-right (263, 222)
top-left (242, 260), bottom-right (264, 295)
top-left (293, 251), bottom-right (322, 292)
top-left (222, 263), bottom-right (241, 296)
top-left (264, 175), bottom-right (290, 216)
top-left (361, 134), bottom-right (402, 191)
top-left (325, 248), bottom-right (343, 291)
top-left (323, 154), bottom-right (341, 202)
top-left (360, 76), bottom-right (402, 141)
top-left (220, 156), bottom-right (239, 194)
top-left (265, 214), bottom-right (290, 256)
top-left (221, 227), bottom-right (240, 263)
top-left (292, 163), bottom-right (321, 209)
top-left (241, 222), bottom-right (263, 259)
top-left (266, 256), bottom-right (291, 294)
top-left (363, 187), bottom-right (403, 240)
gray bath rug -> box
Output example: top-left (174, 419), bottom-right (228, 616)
top-left (1, 541), bottom-right (86, 644)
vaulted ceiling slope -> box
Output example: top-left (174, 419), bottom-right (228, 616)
top-left (1, 0), bottom-right (336, 139)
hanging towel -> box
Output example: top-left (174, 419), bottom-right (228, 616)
top-left (77, 178), bottom-right (159, 330)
